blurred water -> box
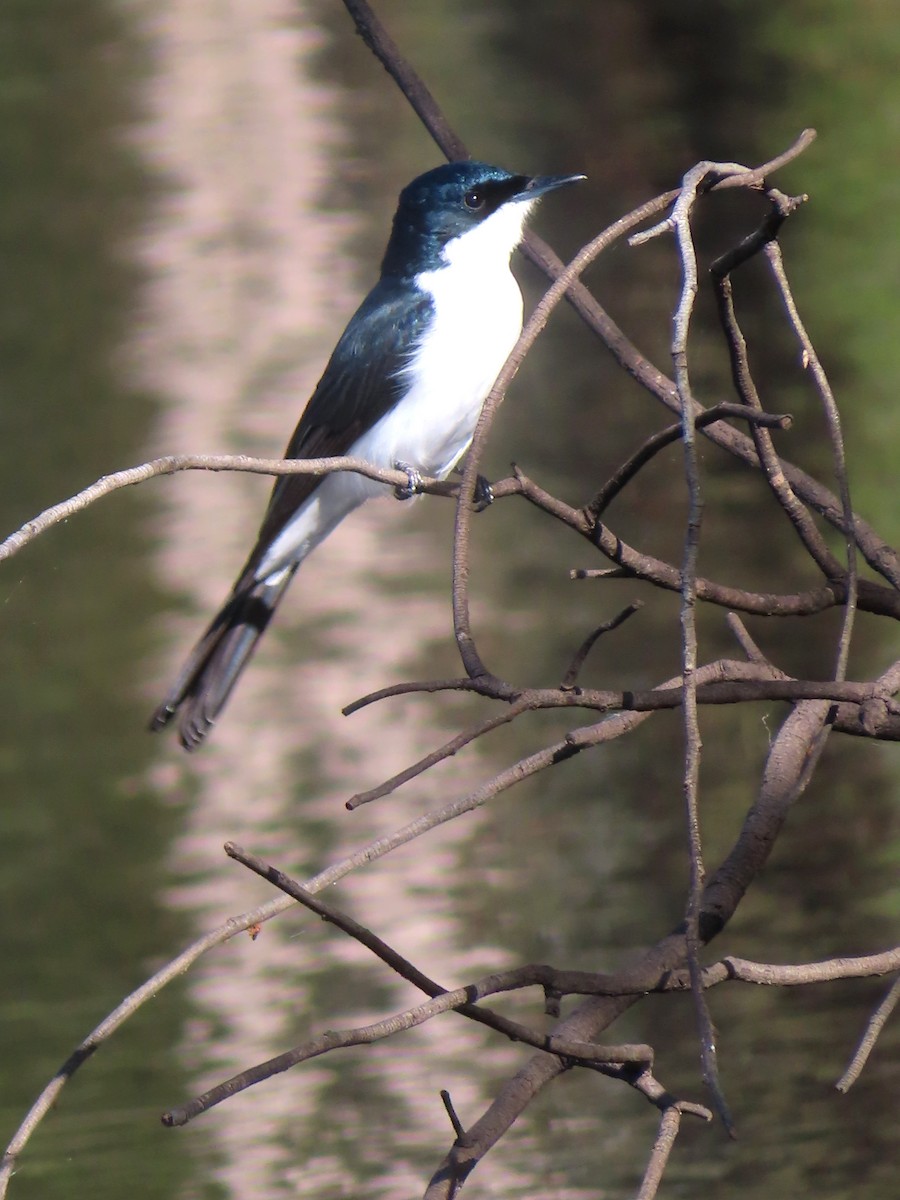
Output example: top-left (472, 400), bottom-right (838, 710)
top-left (1, 1), bottom-right (898, 1198)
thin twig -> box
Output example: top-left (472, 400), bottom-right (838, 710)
top-left (560, 602), bottom-right (643, 689)
top-left (440, 1090), bottom-right (465, 1141)
top-left (761, 243), bottom-right (858, 804)
top-left (662, 159), bottom-right (733, 1135)
top-left (585, 405), bottom-right (790, 520)
top-left (514, 467), bottom-right (900, 622)
top-left (765, 241), bottom-right (859, 684)
top-left (346, 702), bottom-right (531, 808)
top-left (684, 949), bottom-right (900, 990)
top-left (636, 1106), bottom-right (683, 1200)
top-left (710, 191), bottom-right (841, 578)
top-left (725, 613), bottom-right (775, 668)
top-left (344, 659), bottom-right (889, 724)
top-left (836, 975), bottom-right (900, 1092)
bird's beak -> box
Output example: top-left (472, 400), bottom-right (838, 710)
top-left (515, 172), bottom-right (586, 201)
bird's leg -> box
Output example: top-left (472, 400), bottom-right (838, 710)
top-left (393, 460), bottom-right (423, 501)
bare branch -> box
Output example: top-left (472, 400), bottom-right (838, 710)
top-left (451, 190), bottom-right (682, 681)
top-left (559, 602), bottom-right (643, 689)
top-left (1, 770), bottom-right (539, 1191)
top-left (836, 975), bottom-right (900, 1093)
top-left (159, 844), bottom-right (656, 1126)
top-left (764, 239), bottom-right (860, 683)
top-left (710, 191), bottom-right (841, 579)
top-left (665, 158), bottom-right (732, 1136)
top-left (341, 0), bottom-right (468, 161)
top-left (346, 657), bottom-right (892, 723)
top-left (0, 453), bottom-right (454, 565)
top-left (636, 1107), bottom-right (684, 1200)
top-left (586, 404), bottom-right (791, 520)
top-left (346, 702), bottom-right (531, 808)
top-left (678, 949), bottom-right (900, 991)
top-left (440, 1090), bottom-right (465, 1140)
top-left (725, 612), bottom-right (774, 667)
top-left (513, 467), bottom-right (900, 621)
top-left (423, 689), bottom-right (843, 1195)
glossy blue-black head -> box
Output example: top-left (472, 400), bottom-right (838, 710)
top-left (380, 161), bottom-right (585, 278)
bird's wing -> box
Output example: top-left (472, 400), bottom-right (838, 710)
top-left (236, 278), bottom-right (433, 587)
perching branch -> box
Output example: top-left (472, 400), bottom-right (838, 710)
top-left (0, 454), bottom-right (457, 565)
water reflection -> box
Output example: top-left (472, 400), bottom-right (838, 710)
top-left (140, 2), bottom-right (531, 1196)
top-left (0, 2), bottom-right (188, 1198)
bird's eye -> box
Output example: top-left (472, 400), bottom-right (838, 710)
top-left (464, 188), bottom-right (485, 211)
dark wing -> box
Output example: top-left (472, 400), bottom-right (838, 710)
top-left (236, 277), bottom-right (433, 587)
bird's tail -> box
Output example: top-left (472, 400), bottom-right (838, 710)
top-left (149, 569), bottom-right (296, 751)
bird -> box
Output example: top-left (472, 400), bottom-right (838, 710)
top-left (150, 159), bottom-right (585, 749)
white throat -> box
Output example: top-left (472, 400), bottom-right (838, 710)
top-left (441, 196), bottom-right (536, 273)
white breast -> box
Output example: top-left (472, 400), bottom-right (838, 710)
top-left (350, 198), bottom-right (532, 481)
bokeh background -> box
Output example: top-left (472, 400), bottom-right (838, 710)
top-left (1, 1), bottom-right (899, 1197)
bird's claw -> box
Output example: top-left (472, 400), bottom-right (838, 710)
top-left (393, 460), bottom-right (422, 501)
top-left (472, 474), bottom-right (494, 512)
top-left (453, 462), bottom-right (494, 512)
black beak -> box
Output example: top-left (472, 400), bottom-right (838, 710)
top-left (515, 172), bottom-right (587, 201)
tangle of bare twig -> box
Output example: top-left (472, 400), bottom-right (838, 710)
top-left (3, 3), bottom-right (899, 1197)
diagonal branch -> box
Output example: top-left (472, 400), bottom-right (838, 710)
top-left (710, 189), bottom-right (842, 579)
top-left (765, 240), bottom-right (859, 683)
top-left (586, 404), bottom-right (791, 520)
top-left (836, 975), bottom-right (900, 1093)
top-left (161, 844), bottom-right (657, 1127)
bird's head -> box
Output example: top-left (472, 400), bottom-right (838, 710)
top-left (381, 160), bottom-right (585, 278)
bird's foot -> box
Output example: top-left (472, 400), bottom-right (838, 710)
top-left (472, 474), bottom-right (494, 512)
top-left (393, 460), bottom-right (422, 501)
top-left (452, 463), bottom-right (494, 511)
